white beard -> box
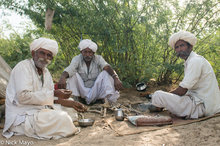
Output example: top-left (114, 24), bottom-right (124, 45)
top-left (35, 58), bottom-right (51, 69)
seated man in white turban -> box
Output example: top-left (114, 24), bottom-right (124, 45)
top-left (3, 38), bottom-right (86, 139)
top-left (58, 39), bottom-right (123, 105)
top-left (150, 31), bottom-right (220, 119)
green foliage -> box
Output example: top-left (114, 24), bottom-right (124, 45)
top-left (0, 34), bottom-right (31, 68)
top-left (1, 0), bottom-right (220, 86)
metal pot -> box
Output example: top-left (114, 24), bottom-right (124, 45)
top-left (136, 82), bottom-right (147, 91)
top-left (115, 109), bottom-right (124, 121)
top-left (78, 118), bottom-right (94, 127)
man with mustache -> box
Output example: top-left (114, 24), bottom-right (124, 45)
top-left (150, 31), bottom-right (220, 119)
top-left (58, 39), bottom-right (123, 105)
top-left (3, 38), bottom-right (86, 139)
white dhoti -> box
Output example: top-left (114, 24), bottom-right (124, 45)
top-left (53, 98), bottom-right (79, 122)
top-left (10, 109), bottom-right (78, 139)
top-left (67, 71), bottom-right (120, 104)
top-left (152, 90), bottom-right (205, 119)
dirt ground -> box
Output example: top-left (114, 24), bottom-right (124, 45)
top-left (0, 85), bottom-right (220, 146)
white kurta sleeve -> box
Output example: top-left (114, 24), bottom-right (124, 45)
top-left (17, 89), bottom-right (54, 105)
top-left (13, 61), bottom-right (54, 106)
top-left (64, 56), bottom-right (79, 77)
top-left (98, 55), bottom-right (109, 69)
top-left (179, 58), bottom-right (203, 89)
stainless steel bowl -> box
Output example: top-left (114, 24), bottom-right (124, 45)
top-left (78, 119), bottom-right (94, 127)
top-left (136, 82), bottom-right (147, 91)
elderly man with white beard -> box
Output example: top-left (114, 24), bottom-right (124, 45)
top-left (3, 38), bottom-right (86, 139)
top-left (149, 31), bottom-right (220, 119)
top-left (58, 39), bottom-right (123, 105)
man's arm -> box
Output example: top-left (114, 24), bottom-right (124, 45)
top-left (103, 65), bottom-right (123, 91)
top-left (170, 86), bottom-right (188, 96)
top-left (54, 89), bottom-right (72, 99)
top-left (54, 98), bottom-right (87, 112)
top-left (17, 89), bottom-right (54, 105)
top-left (58, 56), bottom-right (79, 89)
top-left (54, 89), bottom-right (87, 112)
top-left (58, 71), bottom-right (69, 89)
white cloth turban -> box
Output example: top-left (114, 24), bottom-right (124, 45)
top-left (30, 37), bottom-right (58, 56)
top-left (168, 30), bottom-right (197, 49)
top-left (78, 39), bottom-right (98, 52)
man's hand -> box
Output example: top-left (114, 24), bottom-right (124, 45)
top-left (54, 89), bottom-right (72, 99)
top-left (72, 101), bottom-right (87, 112)
top-left (113, 77), bottom-right (123, 91)
top-left (103, 65), bottom-right (123, 90)
top-left (170, 86), bottom-right (188, 96)
top-left (58, 71), bottom-right (69, 89)
top-left (58, 77), bottom-right (67, 89)
top-left (55, 99), bottom-right (87, 112)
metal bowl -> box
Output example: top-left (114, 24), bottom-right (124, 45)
top-left (136, 82), bottom-right (147, 91)
top-left (78, 119), bottom-right (94, 127)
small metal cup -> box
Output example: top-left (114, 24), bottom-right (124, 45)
top-left (115, 109), bottom-right (124, 121)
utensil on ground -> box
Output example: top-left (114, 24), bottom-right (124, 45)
top-left (136, 82), bottom-right (147, 92)
top-left (78, 118), bottom-right (94, 127)
top-left (115, 108), bottom-right (124, 121)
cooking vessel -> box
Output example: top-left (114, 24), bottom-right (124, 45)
top-left (115, 109), bottom-right (124, 121)
top-left (136, 82), bottom-right (147, 91)
top-left (78, 118), bottom-right (94, 127)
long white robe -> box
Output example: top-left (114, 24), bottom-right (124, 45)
top-left (152, 52), bottom-right (220, 118)
top-left (152, 90), bottom-right (205, 119)
top-left (3, 59), bottom-right (77, 139)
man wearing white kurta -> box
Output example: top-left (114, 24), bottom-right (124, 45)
top-left (3, 38), bottom-right (84, 139)
top-left (58, 39), bottom-right (123, 105)
top-left (151, 31), bottom-right (220, 119)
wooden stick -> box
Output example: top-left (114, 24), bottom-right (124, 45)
top-left (103, 107), bottom-right (107, 117)
top-left (87, 109), bottom-right (102, 114)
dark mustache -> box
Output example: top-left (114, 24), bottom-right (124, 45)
top-left (83, 56), bottom-right (93, 60)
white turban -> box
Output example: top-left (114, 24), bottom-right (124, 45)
top-left (168, 30), bottom-right (197, 49)
top-left (78, 39), bottom-right (98, 52)
top-left (30, 37), bottom-right (58, 56)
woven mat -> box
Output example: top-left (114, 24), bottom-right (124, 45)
top-left (105, 112), bottom-right (220, 136)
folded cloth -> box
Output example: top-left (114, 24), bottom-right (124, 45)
top-left (128, 115), bottom-right (172, 126)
